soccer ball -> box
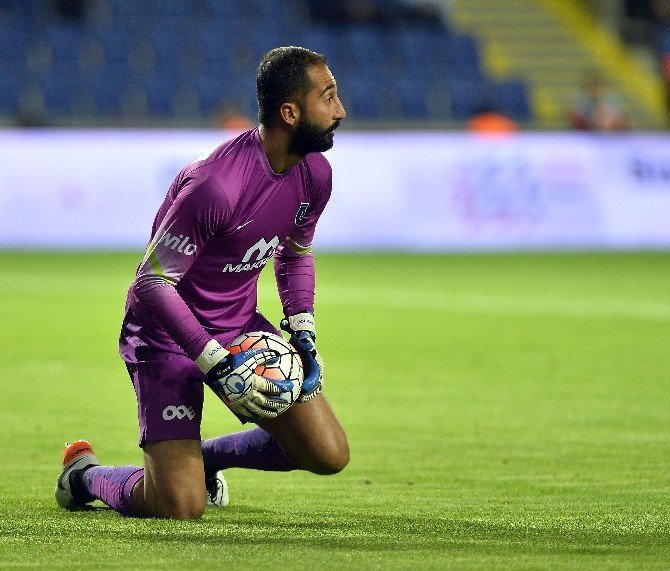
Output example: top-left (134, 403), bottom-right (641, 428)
top-left (226, 331), bottom-right (304, 413)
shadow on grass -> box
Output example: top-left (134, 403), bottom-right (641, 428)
top-left (30, 504), bottom-right (669, 557)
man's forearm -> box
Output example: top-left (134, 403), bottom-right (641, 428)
top-left (132, 275), bottom-right (211, 360)
top-left (274, 242), bottom-right (316, 316)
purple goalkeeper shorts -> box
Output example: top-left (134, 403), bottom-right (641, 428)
top-left (122, 311), bottom-right (281, 448)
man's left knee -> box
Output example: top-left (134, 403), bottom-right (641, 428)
top-left (312, 437), bottom-right (350, 475)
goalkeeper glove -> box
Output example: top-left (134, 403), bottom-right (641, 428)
top-left (196, 339), bottom-right (289, 421)
top-left (280, 312), bottom-right (324, 403)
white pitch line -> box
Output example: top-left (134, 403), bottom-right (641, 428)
top-left (318, 287), bottom-right (670, 322)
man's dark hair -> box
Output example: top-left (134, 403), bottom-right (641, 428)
top-left (257, 46), bottom-right (327, 127)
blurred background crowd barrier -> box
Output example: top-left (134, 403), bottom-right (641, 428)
top-left (1, 130), bottom-right (669, 250)
top-left (1, 0), bottom-right (670, 130)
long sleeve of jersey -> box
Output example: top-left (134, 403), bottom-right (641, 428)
top-left (132, 278), bottom-right (210, 361)
top-left (274, 165), bottom-right (331, 316)
top-left (132, 174), bottom-right (229, 361)
top-left (274, 245), bottom-right (316, 315)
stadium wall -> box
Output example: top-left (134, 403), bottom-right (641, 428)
top-left (1, 130), bottom-right (669, 250)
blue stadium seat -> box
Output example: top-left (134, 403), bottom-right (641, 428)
top-left (198, 28), bottom-right (238, 66)
top-left (297, 25), bottom-right (334, 56)
top-left (41, 74), bottom-right (79, 116)
top-left (47, 25), bottom-right (83, 80)
top-left (345, 76), bottom-right (382, 120)
top-left (252, 0), bottom-right (289, 19)
top-left (446, 77), bottom-right (493, 120)
top-left (140, 73), bottom-right (176, 117)
top-left (200, 54), bottom-right (235, 94)
top-left (107, 0), bottom-right (151, 20)
top-left (394, 78), bottom-right (431, 120)
top-left (148, 28), bottom-right (184, 78)
top-left (246, 0), bottom-right (293, 32)
top-left (346, 25), bottom-right (389, 69)
top-left (446, 33), bottom-right (483, 79)
top-left (397, 24), bottom-right (454, 85)
top-left (47, 23), bottom-right (85, 51)
top-left (496, 78), bottom-right (532, 122)
top-left (184, 0), bottom-right (215, 19)
top-left (152, 0), bottom-right (188, 20)
top-left (249, 28), bottom-right (285, 62)
top-left (294, 26), bottom-right (350, 76)
top-left (397, 25), bottom-right (433, 77)
top-left (206, 0), bottom-right (244, 22)
top-left (90, 73), bottom-right (126, 117)
top-left (96, 28), bottom-right (133, 73)
top-left (0, 23), bottom-right (29, 66)
top-left (194, 75), bottom-right (239, 115)
top-left (0, 75), bottom-right (22, 115)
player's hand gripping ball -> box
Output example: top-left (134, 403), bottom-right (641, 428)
top-left (280, 312), bottom-right (324, 402)
top-left (223, 332), bottom-right (304, 422)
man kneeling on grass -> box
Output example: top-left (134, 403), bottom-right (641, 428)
top-left (55, 46), bottom-right (349, 519)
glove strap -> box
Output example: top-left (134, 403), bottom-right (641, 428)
top-left (195, 339), bottom-right (228, 374)
top-left (287, 312), bottom-right (316, 336)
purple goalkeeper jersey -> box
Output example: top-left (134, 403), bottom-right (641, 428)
top-left (119, 128), bottom-right (332, 363)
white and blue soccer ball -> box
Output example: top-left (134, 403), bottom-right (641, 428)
top-left (227, 331), bottom-right (304, 409)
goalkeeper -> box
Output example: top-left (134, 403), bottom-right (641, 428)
top-left (55, 47), bottom-right (349, 519)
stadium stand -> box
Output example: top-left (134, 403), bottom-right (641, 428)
top-left (0, 0), bottom-right (533, 126)
top-left (451, 0), bottom-right (667, 129)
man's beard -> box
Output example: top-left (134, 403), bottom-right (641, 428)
top-left (290, 116), bottom-right (340, 156)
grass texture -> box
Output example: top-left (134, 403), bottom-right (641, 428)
top-left (0, 251), bottom-right (668, 569)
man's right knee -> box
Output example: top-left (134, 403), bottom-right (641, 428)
top-left (137, 439), bottom-right (207, 520)
top-left (132, 476), bottom-right (206, 520)
top-left (151, 490), bottom-right (205, 520)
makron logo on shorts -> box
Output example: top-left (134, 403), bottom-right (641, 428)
top-left (222, 235), bottom-right (279, 272)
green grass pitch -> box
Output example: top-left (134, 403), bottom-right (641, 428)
top-left (0, 251), bottom-right (668, 569)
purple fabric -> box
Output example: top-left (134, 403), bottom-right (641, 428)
top-left (125, 353), bottom-right (204, 447)
top-left (83, 466), bottom-right (144, 517)
top-left (120, 128), bottom-right (332, 363)
top-left (125, 312), bottom-right (281, 447)
top-left (274, 244), bottom-right (316, 316)
top-left (201, 427), bottom-right (294, 472)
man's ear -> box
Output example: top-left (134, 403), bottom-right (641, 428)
top-left (279, 102), bottom-right (300, 127)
